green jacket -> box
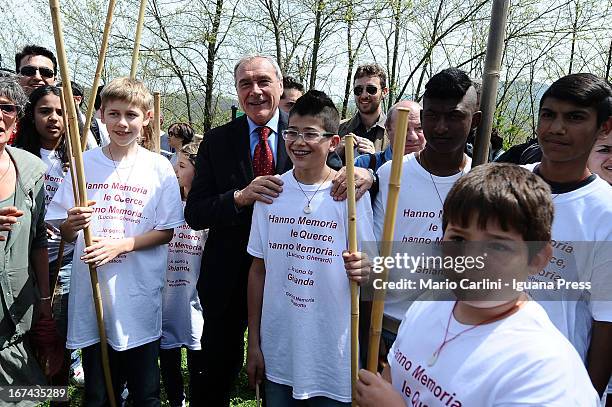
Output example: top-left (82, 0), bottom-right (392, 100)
top-left (0, 146), bottom-right (47, 348)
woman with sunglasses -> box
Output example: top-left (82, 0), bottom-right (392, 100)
top-left (167, 122), bottom-right (195, 166)
top-left (0, 76), bottom-right (56, 389)
top-left (15, 85), bottom-right (76, 389)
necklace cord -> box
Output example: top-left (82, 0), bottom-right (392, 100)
top-left (431, 300), bottom-right (523, 363)
top-left (294, 168), bottom-right (332, 208)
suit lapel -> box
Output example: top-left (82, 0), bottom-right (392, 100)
top-left (230, 116), bottom-right (254, 183)
top-left (275, 110), bottom-right (291, 173)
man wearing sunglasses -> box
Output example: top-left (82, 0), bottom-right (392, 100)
top-left (338, 63), bottom-right (389, 161)
top-left (15, 45), bottom-right (57, 95)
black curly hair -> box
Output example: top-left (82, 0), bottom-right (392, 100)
top-left (15, 85), bottom-right (68, 165)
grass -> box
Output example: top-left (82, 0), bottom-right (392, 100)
top-left (57, 336), bottom-right (256, 406)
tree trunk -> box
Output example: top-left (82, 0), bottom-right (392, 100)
top-left (267, 0), bottom-right (282, 68)
top-left (151, 0), bottom-right (192, 123)
top-left (568, 0), bottom-right (579, 74)
top-left (341, 1), bottom-right (353, 119)
top-left (204, 0), bottom-right (224, 131)
top-left (309, 0), bottom-right (323, 90)
top-left (605, 39), bottom-right (612, 81)
top-left (388, 0), bottom-right (401, 103)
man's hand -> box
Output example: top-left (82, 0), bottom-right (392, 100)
top-left (246, 344), bottom-right (265, 389)
top-left (0, 207), bottom-right (23, 241)
top-left (81, 236), bottom-right (133, 267)
top-left (331, 167), bottom-right (374, 201)
top-left (235, 175), bottom-right (284, 207)
top-left (343, 251), bottom-right (372, 284)
top-left (355, 135), bottom-right (376, 154)
top-left (355, 369), bottom-right (406, 407)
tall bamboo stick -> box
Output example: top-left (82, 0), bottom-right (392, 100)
top-left (153, 92), bottom-right (161, 154)
top-left (344, 135), bottom-right (359, 405)
top-left (472, 0), bottom-right (510, 166)
top-left (81, 0), bottom-right (117, 150)
top-left (49, 3), bottom-right (116, 406)
top-left (59, 89), bottom-right (80, 217)
top-left (130, 0), bottom-right (148, 79)
top-left (367, 107), bottom-right (410, 372)
top-left (52, 89), bottom-right (80, 302)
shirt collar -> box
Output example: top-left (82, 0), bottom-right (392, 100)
top-left (346, 111), bottom-right (386, 133)
top-left (247, 109), bottom-right (280, 135)
top-left (383, 145), bottom-right (393, 161)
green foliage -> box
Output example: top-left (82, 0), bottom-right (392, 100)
top-left (60, 334), bottom-right (257, 406)
top-left (494, 111), bottom-right (532, 149)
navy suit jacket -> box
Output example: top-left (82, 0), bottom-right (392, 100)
top-left (185, 111), bottom-right (291, 318)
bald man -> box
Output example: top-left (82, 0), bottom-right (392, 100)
top-left (355, 100), bottom-right (425, 172)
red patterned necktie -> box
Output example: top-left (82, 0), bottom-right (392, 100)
top-left (253, 126), bottom-right (275, 176)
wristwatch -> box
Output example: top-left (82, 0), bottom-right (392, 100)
top-left (366, 168), bottom-right (375, 183)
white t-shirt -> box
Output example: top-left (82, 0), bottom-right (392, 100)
top-left (45, 146), bottom-right (184, 351)
top-left (40, 148), bottom-right (74, 263)
top-left (247, 170), bottom-right (376, 403)
top-left (161, 204), bottom-right (207, 350)
top-left (374, 153), bottom-right (471, 321)
top-left (525, 164), bottom-right (612, 361)
top-left (388, 300), bottom-right (599, 406)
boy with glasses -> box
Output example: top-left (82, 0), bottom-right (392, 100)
top-left (15, 45), bottom-right (57, 96)
top-left (246, 90), bottom-right (374, 405)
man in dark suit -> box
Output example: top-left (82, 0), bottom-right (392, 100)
top-left (185, 55), bottom-right (291, 406)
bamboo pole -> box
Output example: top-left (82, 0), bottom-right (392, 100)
top-left (472, 0), bottom-right (510, 167)
top-left (153, 92), bottom-right (161, 154)
top-left (52, 89), bottom-right (80, 303)
top-left (130, 0), bottom-right (148, 79)
top-left (49, 3), bottom-right (116, 406)
top-left (367, 108), bottom-right (410, 372)
top-left (59, 89), bottom-right (80, 209)
top-left (81, 0), bottom-right (117, 150)
top-left (345, 135), bottom-right (359, 405)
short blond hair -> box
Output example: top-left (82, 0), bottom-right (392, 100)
top-left (100, 77), bottom-right (153, 114)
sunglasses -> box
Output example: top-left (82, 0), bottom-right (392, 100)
top-left (19, 65), bottom-right (55, 79)
top-left (0, 104), bottom-right (18, 117)
top-left (353, 85), bottom-right (379, 96)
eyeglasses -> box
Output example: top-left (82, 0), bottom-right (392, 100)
top-left (282, 129), bottom-right (334, 143)
top-left (19, 65), bottom-right (55, 79)
top-left (0, 104), bottom-right (18, 117)
top-left (353, 85), bottom-right (379, 96)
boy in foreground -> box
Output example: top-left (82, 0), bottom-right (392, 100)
top-left (46, 77), bottom-right (184, 406)
top-left (355, 163), bottom-right (599, 406)
top-left (246, 90), bottom-right (375, 405)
